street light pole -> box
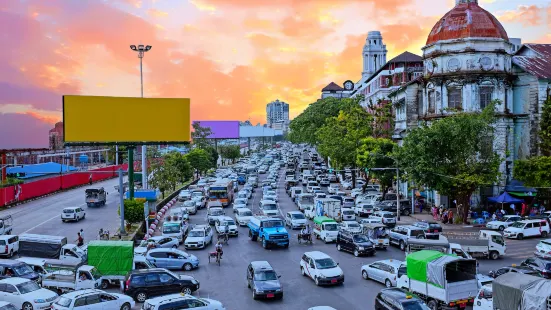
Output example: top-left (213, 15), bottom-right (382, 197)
top-left (130, 44), bottom-right (152, 191)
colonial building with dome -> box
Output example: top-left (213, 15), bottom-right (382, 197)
top-left (390, 0), bottom-right (551, 202)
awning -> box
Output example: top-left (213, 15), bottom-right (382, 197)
top-left (508, 191), bottom-right (535, 197)
top-left (488, 192), bottom-right (524, 204)
top-left (505, 180), bottom-right (537, 194)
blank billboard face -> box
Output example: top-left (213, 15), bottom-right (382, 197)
top-left (63, 95), bottom-right (190, 145)
top-left (193, 121), bottom-right (240, 139)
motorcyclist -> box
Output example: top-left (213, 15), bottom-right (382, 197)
top-left (300, 224), bottom-right (311, 241)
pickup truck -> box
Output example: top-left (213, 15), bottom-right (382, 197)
top-left (0, 215), bottom-right (13, 236)
top-left (18, 234), bottom-right (87, 263)
top-left (41, 262), bottom-right (102, 293)
top-left (405, 236), bottom-right (473, 259)
top-left (397, 250), bottom-right (479, 310)
top-left (444, 230), bottom-right (506, 260)
top-left (247, 216), bottom-right (289, 249)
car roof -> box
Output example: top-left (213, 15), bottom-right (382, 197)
top-left (192, 225), bottom-right (208, 230)
top-left (381, 287), bottom-right (420, 303)
top-left (130, 268), bottom-right (168, 275)
top-left (376, 259), bottom-right (404, 268)
top-left (218, 216), bottom-right (233, 221)
top-left (237, 208), bottom-right (252, 213)
top-left (287, 211), bottom-right (302, 215)
top-left (0, 259), bottom-right (25, 266)
top-left (305, 251), bottom-right (331, 260)
top-left (250, 261), bottom-right (273, 271)
top-left (145, 293), bottom-right (197, 305)
top-left (148, 248), bottom-right (182, 253)
top-left (0, 277), bottom-right (31, 285)
top-left (58, 289), bottom-right (106, 299)
top-left (63, 206), bottom-right (80, 210)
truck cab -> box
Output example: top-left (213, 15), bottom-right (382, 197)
top-left (247, 216), bottom-right (289, 249)
top-left (312, 216), bottom-right (339, 243)
top-left (0, 216), bottom-right (13, 236)
top-left (85, 187), bottom-right (107, 207)
top-left (42, 263), bottom-right (102, 293)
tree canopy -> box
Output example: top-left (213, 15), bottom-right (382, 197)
top-left (191, 123), bottom-right (213, 149)
top-left (219, 145), bottom-right (241, 165)
top-left (186, 148), bottom-right (212, 178)
top-left (395, 102), bottom-right (501, 222)
top-left (356, 137), bottom-right (397, 192)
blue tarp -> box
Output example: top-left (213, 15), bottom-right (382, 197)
top-left (7, 162), bottom-right (78, 179)
top-left (488, 192), bottom-right (524, 204)
top-left (505, 180), bottom-right (537, 194)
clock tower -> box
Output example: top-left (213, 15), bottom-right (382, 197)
top-left (362, 31), bottom-right (387, 81)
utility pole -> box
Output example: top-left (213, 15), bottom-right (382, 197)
top-left (130, 44), bottom-right (152, 191)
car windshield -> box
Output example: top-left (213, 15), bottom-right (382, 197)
top-left (343, 210), bottom-right (353, 215)
top-left (291, 213), bottom-right (305, 219)
top-left (189, 231), bottom-right (205, 237)
top-left (211, 210), bottom-right (224, 216)
top-left (16, 281), bottom-right (40, 294)
top-left (315, 258), bottom-right (337, 269)
top-left (325, 223), bottom-right (338, 231)
top-left (236, 199), bottom-right (247, 204)
top-left (363, 205), bottom-right (373, 210)
top-left (301, 197), bottom-right (314, 203)
top-left (222, 220), bottom-right (236, 226)
top-left (254, 270), bottom-right (278, 281)
top-left (263, 204), bottom-right (277, 210)
top-left (163, 225), bottom-right (181, 233)
top-left (13, 265), bottom-right (33, 275)
top-left (411, 230), bottom-right (425, 237)
top-left (240, 211), bottom-right (253, 217)
top-left (353, 235), bottom-right (369, 243)
top-left (402, 300), bottom-right (430, 310)
top-left (263, 220), bottom-right (284, 228)
top-left (55, 297), bottom-right (72, 307)
top-left (383, 214), bottom-right (394, 218)
top-left (428, 224), bottom-right (441, 229)
top-left (347, 223), bottom-right (360, 228)
top-left (511, 222), bottom-right (526, 228)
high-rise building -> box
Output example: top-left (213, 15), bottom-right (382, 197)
top-left (266, 99), bottom-right (289, 131)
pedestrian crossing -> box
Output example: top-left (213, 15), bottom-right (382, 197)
top-left (503, 238), bottom-right (542, 260)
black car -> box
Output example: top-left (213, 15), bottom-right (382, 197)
top-left (488, 265), bottom-right (542, 278)
top-left (123, 268), bottom-right (200, 303)
top-left (246, 261), bottom-right (283, 300)
top-left (521, 257), bottom-right (551, 278)
top-left (0, 259), bottom-right (40, 282)
top-left (375, 288), bottom-right (429, 310)
top-left (378, 200), bottom-right (412, 216)
top-left (412, 221), bottom-right (442, 240)
top-left (336, 231), bottom-right (376, 257)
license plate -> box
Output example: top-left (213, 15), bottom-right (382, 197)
top-left (267, 293), bottom-right (274, 298)
top-left (433, 230), bottom-right (438, 233)
top-left (459, 303), bottom-right (466, 308)
top-left (331, 279), bottom-right (337, 283)
top-left (378, 240), bottom-right (383, 243)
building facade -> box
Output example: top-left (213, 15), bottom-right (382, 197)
top-left (389, 0), bottom-right (551, 203)
top-left (266, 99), bottom-right (290, 132)
top-left (49, 122), bottom-right (64, 150)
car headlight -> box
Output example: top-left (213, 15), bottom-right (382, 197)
top-left (275, 288), bottom-right (282, 292)
top-left (318, 274), bottom-right (326, 278)
top-left (34, 299), bottom-right (46, 303)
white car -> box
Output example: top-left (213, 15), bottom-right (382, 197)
top-left (300, 251), bottom-right (344, 286)
top-left (535, 239), bottom-right (551, 258)
top-left (263, 191), bottom-right (278, 202)
top-left (0, 302), bottom-right (16, 310)
top-left (351, 188), bottom-right (363, 198)
top-left (215, 216), bottom-right (239, 236)
top-left (485, 215), bottom-right (522, 231)
top-left (135, 236), bottom-right (180, 255)
top-left (473, 284), bottom-right (493, 310)
top-left (361, 259), bottom-right (405, 288)
top-left (0, 278), bottom-right (58, 310)
top-left (191, 196), bottom-right (206, 210)
top-left (52, 289), bottom-right (134, 310)
top-left (285, 211), bottom-right (307, 229)
top-left (259, 200), bottom-right (279, 217)
top-left (236, 191), bottom-right (248, 201)
top-left (61, 207), bottom-right (86, 222)
top-left (183, 201), bottom-right (197, 215)
top-left (235, 208), bottom-right (253, 226)
top-left (0, 235), bottom-right (19, 258)
top-left (178, 190), bottom-right (191, 202)
top-left (143, 294), bottom-right (225, 310)
top-left (233, 198), bottom-right (248, 211)
top-left (341, 182), bottom-right (352, 190)
top-left (371, 211), bottom-right (397, 226)
top-left (341, 208), bottom-right (356, 221)
top-left (340, 221), bottom-right (362, 233)
top-left (503, 219), bottom-right (550, 239)
top-left (185, 225), bottom-right (214, 249)
top-left (207, 207), bottom-right (225, 225)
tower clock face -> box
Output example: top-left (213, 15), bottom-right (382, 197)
top-left (343, 80), bottom-right (354, 91)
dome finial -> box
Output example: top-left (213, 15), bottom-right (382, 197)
top-left (456, 0), bottom-right (477, 5)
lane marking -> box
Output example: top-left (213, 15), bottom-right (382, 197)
top-left (22, 215), bottom-right (61, 234)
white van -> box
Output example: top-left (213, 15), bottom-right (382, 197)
top-left (0, 235), bottom-right (18, 257)
top-left (503, 219), bottom-right (550, 240)
top-left (473, 284), bottom-right (492, 310)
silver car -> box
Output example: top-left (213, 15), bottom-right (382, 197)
top-left (361, 259), bottom-right (406, 288)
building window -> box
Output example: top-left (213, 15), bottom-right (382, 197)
top-left (428, 90), bottom-right (435, 114)
top-left (448, 88), bottom-right (462, 110)
top-left (480, 87), bottom-right (493, 110)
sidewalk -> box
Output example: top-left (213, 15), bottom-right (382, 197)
top-left (399, 212), bottom-right (484, 232)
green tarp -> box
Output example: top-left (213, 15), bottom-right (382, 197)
top-left (87, 241), bottom-right (134, 276)
top-left (406, 250), bottom-right (444, 283)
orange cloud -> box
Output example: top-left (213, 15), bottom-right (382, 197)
top-left (23, 111), bottom-right (59, 125)
top-left (147, 8), bottom-right (168, 17)
top-left (497, 5), bottom-right (542, 26)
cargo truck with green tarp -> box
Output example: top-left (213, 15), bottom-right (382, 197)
top-left (396, 250), bottom-right (478, 310)
top-left (87, 240), bottom-right (154, 289)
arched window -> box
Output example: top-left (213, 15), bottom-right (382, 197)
top-left (480, 87), bottom-right (493, 109)
top-left (448, 87), bottom-right (462, 110)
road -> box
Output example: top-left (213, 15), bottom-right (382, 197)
top-left (2, 177), bottom-right (123, 243)
top-left (123, 169), bottom-right (543, 310)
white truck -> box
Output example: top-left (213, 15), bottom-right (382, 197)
top-left (17, 234), bottom-right (87, 263)
top-left (297, 194), bottom-right (315, 213)
top-left (41, 261), bottom-right (102, 293)
top-left (406, 236), bottom-right (472, 259)
top-left (444, 230), bottom-right (506, 260)
top-left (397, 250), bottom-right (479, 310)
top-left (317, 198), bottom-right (342, 222)
top-left (0, 216), bottom-right (13, 236)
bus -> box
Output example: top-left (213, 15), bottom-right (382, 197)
top-left (208, 179), bottom-right (234, 207)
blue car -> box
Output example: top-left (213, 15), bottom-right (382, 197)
top-left (146, 248), bottom-right (199, 271)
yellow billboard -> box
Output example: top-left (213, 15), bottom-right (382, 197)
top-left (63, 95), bottom-right (190, 145)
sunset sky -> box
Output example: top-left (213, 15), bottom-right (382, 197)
top-left (1, 0), bottom-right (550, 149)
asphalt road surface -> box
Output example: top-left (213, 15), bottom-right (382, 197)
top-left (3, 177), bottom-right (123, 243)
top-left (113, 170), bottom-right (543, 310)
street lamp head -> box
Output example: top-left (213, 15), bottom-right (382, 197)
top-left (138, 44), bottom-right (145, 51)
top-left (145, 45), bottom-right (152, 51)
top-left (130, 45), bottom-right (137, 51)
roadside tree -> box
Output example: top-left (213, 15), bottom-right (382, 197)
top-left (356, 137), bottom-right (397, 193)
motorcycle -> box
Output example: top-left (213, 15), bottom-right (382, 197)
top-left (297, 232), bottom-right (312, 244)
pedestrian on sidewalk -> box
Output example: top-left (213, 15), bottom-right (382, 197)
top-left (448, 209), bottom-right (453, 224)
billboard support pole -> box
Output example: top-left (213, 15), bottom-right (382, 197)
top-left (119, 168), bottom-right (126, 235)
top-left (128, 147), bottom-right (135, 199)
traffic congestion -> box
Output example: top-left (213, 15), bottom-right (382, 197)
top-left (1, 143), bottom-right (551, 310)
